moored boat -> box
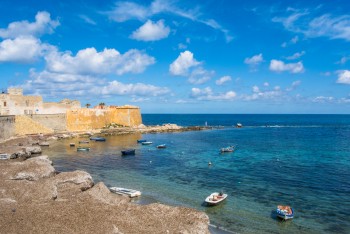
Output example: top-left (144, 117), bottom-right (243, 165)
top-left (137, 139), bottom-right (147, 143)
top-left (205, 192), bottom-right (228, 206)
top-left (90, 137), bottom-right (106, 141)
top-left (276, 205), bottom-right (294, 220)
top-left (220, 146), bottom-right (235, 153)
top-left (79, 140), bottom-right (89, 144)
top-left (0, 153), bottom-right (9, 160)
top-left (77, 147), bottom-right (90, 151)
top-left (109, 187), bottom-right (141, 198)
top-left (236, 123), bottom-right (243, 128)
top-left (156, 144), bottom-right (166, 149)
top-left (121, 149), bottom-right (136, 155)
top-left (142, 141), bottom-right (153, 145)
top-left (69, 143), bottom-right (76, 147)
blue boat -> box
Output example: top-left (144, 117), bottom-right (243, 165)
top-left (276, 205), bottom-right (294, 220)
top-left (137, 139), bottom-right (147, 143)
top-left (121, 149), bottom-right (136, 155)
top-left (90, 137), bottom-right (106, 141)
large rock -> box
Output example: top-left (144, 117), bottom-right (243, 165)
top-left (25, 146), bottom-right (42, 154)
top-left (53, 170), bottom-right (94, 199)
top-left (9, 155), bottom-right (55, 181)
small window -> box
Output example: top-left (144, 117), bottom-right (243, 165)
top-left (3, 102), bottom-right (6, 107)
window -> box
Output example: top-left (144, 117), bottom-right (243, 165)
top-left (3, 102), bottom-right (6, 107)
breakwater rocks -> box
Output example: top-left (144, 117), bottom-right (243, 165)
top-left (0, 155), bottom-right (210, 233)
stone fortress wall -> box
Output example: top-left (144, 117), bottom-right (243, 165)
top-left (0, 88), bottom-right (142, 139)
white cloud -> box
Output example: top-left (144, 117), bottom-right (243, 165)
top-left (263, 82), bottom-right (269, 87)
top-left (169, 50), bottom-right (200, 76)
top-left (188, 67), bottom-right (214, 84)
top-left (286, 80), bottom-right (301, 91)
top-left (244, 53), bottom-right (263, 65)
top-left (101, 80), bottom-right (170, 96)
top-left (190, 87), bottom-right (236, 101)
top-left (336, 70), bottom-right (350, 84)
top-left (0, 11), bottom-right (59, 39)
top-left (23, 70), bottom-right (170, 99)
top-left (0, 36), bottom-right (49, 63)
top-left (336, 56), bottom-right (350, 65)
top-left (281, 36), bottom-right (299, 48)
top-left (130, 20), bottom-right (170, 41)
top-left (273, 9), bottom-right (350, 41)
top-left (286, 51), bottom-right (305, 60)
top-left (242, 85), bottom-right (283, 101)
top-left (269, 59), bottom-right (304, 73)
top-left (106, 0), bottom-right (231, 42)
top-left (79, 15), bottom-right (97, 25)
top-left (312, 96), bottom-right (335, 103)
top-left (216, 76), bottom-right (232, 85)
top-left (169, 51), bottom-right (213, 84)
top-left (45, 47), bottom-right (155, 75)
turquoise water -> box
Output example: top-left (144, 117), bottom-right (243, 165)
top-left (43, 115), bottom-right (350, 233)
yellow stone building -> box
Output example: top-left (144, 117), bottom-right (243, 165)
top-left (0, 88), bottom-right (142, 136)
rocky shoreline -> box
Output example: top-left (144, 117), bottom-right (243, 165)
top-left (0, 124), bottom-right (212, 233)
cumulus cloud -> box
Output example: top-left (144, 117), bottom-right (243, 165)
top-left (273, 9), bottom-right (350, 41)
top-left (281, 35), bottom-right (299, 47)
top-left (269, 59), bottom-right (304, 73)
top-left (188, 67), bottom-right (214, 85)
top-left (169, 50), bottom-right (200, 76)
top-left (0, 11), bottom-right (59, 39)
top-left (101, 80), bottom-right (170, 96)
top-left (23, 70), bottom-right (170, 99)
top-left (242, 85), bottom-right (283, 101)
top-left (286, 51), bottom-right (305, 60)
top-left (190, 87), bottom-right (236, 101)
top-left (45, 47), bottom-right (155, 75)
top-left (106, 0), bottom-right (232, 42)
top-left (0, 36), bottom-right (51, 63)
top-left (244, 53), bottom-right (263, 65)
top-left (216, 76), bottom-right (232, 85)
top-left (130, 20), bottom-right (170, 41)
top-left (169, 50), bottom-right (214, 84)
top-left (336, 70), bottom-right (350, 84)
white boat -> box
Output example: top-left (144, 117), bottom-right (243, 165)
top-left (236, 123), bottom-right (243, 128)
top-left (109, 187), bottom-right (141, 198)
top-left (156, 144), bottom-right (166, 149)
top-left (0, 153), bottom-right (9, 160)
top-left (141, 141), bottom-right (153, 145)
top-left (220, 146), bottom-right (235, 153)
top-left (205, 192), bottom-right (228, 206)
top-left (276, 205), bottom-right (294, 220)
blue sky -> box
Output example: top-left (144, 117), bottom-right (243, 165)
top-left (0, 0), bottom-right (350, 114)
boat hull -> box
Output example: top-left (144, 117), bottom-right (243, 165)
top-left (121, 149), bottom-right (136, 155)
top-left (109, 187), bottom-right (141, 198)
top-left (276, 207), bottom-right (294, 220)
top-left (205, 192), bottom-right (228, 206)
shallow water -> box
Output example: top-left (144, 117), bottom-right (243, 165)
top-left (43, 115), bottom-right (350, 234)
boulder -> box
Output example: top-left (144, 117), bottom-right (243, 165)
top-left (25, 146), bottom-right (42, 154)
top-left (9, 156), bottom-right (55, 181)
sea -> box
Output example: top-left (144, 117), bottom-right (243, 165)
top-left (42, 114), bottom-right (350, 234)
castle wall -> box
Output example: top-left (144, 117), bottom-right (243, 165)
top-left (39, 103), bottom-right (79, 114)
top-left (66, 107), bottom-right (142, 132)
top-left (28, 114), bottom-right (67, 132)
top-left (15, 115), bottom-right (54, 135)
top-left (0, 115), bottom-right (15, 141)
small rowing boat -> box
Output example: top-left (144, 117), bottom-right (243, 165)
top-left (90, 137), bottom-right (106, 141)
top-left (77, 147), bottom-right (90, 151)
top-left (276, 205), bottom-right (294, 220)
top-left (205, 192), bottom-right (228, 206)
top-left (137, 139), bottom-right (147, 143)
top-left (109, 187), bottom-right (141, 198)
top-left (156, 144), bottom-right (166, 149)
top-left (142, 141), bottom-right (153, 145)
top-left (220, 146), bottom-right (235, 153)
top-left (121, 149), bottom-right (136, 155)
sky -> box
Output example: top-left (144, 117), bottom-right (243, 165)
top-left (0, 0), bottom-right (350, 114)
